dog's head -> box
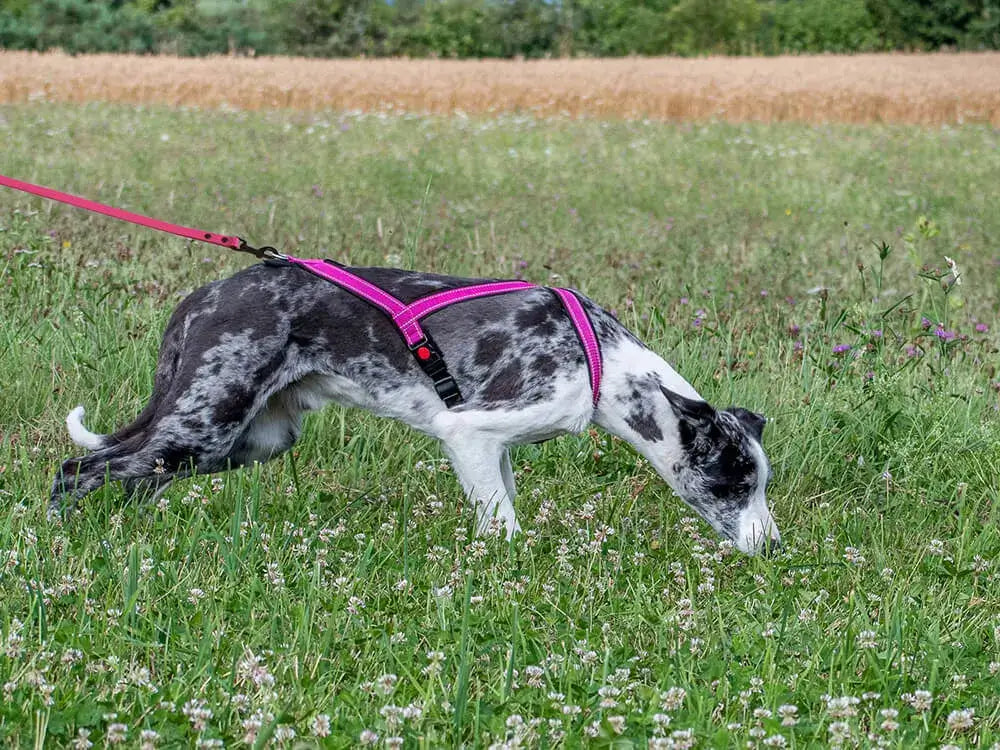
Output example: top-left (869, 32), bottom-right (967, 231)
top-left (661, 387), bottom-right (779, 555)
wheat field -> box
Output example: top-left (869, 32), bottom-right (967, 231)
top-left (1, 50), bottom-right (999, 124)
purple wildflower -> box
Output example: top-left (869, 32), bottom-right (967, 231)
top-left (934, 327), bottom-right (956, 341)
top-left (921, 317), bottom-right (932, 330)
top-left (832, 344), bottom-right (852, 355)
top-left (864, 371), bottom-right (875, 381)
top-left (788, 324), bottom-right (800, 336)
top-left (975, 323), bottom-right (989, 333)
top-left (870, 329), bottom-right (883, 339)
top-left (760, 290), bottom-right (769, 298)
top-left (679, 297), bottom-right (689, 305)
top-left (793, 341), bottom-right (803, 352)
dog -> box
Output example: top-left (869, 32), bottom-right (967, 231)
top-left (52, 260), bottom-right (780, 554)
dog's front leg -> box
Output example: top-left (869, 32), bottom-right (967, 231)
top-left (442, 438), bottom-right (520, 539)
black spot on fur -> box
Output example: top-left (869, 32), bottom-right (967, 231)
top-left (482, 361), bottom-right (524, 402)
top-left (474, 331), bottom-right (512, 367)
top-left (533, 355), bottom-right (558, 378)
top-left (212, 388), bottom-right (254, 425)
top-left (516, 304), bottom-right (551, 329)
top-left (626, 407), bottom-right (663, 442)
top-left (704, 442), bottom-right (756, 499)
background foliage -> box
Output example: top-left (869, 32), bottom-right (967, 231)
top-left (0, 0), bottom-right (998, 58)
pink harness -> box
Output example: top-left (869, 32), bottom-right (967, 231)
top-left (284, 256), bottom-right (602, 408)
top-left (0, 173), bottom-right (602, 408)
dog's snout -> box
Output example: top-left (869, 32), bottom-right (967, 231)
top-left (736, 504), bottom-right (780, 556)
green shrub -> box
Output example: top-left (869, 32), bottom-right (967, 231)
top-left (771, 0), bottom-right (880, 53)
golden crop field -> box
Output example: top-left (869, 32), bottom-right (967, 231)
top-left (1, 50), bottom-right (999, 124)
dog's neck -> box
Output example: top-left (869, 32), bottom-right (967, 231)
top-left (593, 335), bottom-right (701, 489)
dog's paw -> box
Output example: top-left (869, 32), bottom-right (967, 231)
top-left (46, 496), bottom-right (77, 525)
top-left (46, 501), bottom-right (66, 525)
top-left (475, 511), bottom-right (521, 541)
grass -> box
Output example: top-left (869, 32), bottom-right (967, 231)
top-left (2, 51), bottom-right (1000, 125)
top-left (1, 102), bottom-right (999, 748)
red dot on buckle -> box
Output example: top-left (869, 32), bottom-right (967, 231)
top-left (416, 346), bottom-right (431, 360)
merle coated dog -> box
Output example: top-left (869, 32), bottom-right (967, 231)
top-left (52, 262), bottom-right (780, 554)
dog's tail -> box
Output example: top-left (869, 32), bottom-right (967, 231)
top-left (66, 406), bottom-right (108, 451)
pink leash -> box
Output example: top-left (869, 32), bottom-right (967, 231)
top-left (0, 173), bottom-right (602, 407)
top-left (0, 173), bottom-right (264, 255)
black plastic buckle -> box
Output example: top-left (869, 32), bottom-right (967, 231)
top-left (409, 336), bottom-right (464, 408)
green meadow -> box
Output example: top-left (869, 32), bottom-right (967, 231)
top-left (1, 103), bottom-right (999, 747)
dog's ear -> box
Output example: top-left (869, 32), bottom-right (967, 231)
top-left (726, 407), bottom-right (767, 442)
top-left (660, 386), bottom-right (716, 427)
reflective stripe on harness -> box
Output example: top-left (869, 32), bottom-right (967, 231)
top-left (283, 255), bottom-right (602, 410)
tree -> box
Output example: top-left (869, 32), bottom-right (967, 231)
top-left (666, 0), bottom-right (761, 54)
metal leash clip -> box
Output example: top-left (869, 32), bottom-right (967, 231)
top-left (237, 239), bottom-right (287, 262)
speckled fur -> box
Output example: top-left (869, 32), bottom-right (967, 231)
top-left (52, 260), bottom-right (780, 553)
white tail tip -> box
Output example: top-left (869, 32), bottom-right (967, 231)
top-left (66, 405), bottom-right (106, 451)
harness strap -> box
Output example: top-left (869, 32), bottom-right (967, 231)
top-left (393, 280), bottom-right (535, 346)
top-left (551, 288), bottom-right (602, 407)
top-left (283, 256), bottom-right (602, 409)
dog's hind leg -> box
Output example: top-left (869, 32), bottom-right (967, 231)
top-left (49, 379), bottom-right (282, 517)
top-left (442, 436), bottom-right (520, 539)
top-left (49, 444), bottom-right (165, 519)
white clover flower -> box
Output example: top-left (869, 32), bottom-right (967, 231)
top-left (237, 649), bottom-right (275, 690)
top-left (71, 729), bottom-right (93, 750)
top-left (828, 721), bottom-right (851, 741)
top-left (856, 630), bottom-right (878, 649)
top-left (946, 708), bottom-right (974, 732)
top-left (106, 723), bottom-right (127, 744)
top-left (880, 707), bottom-right (899, 732)
top-left (273, 725), bottom-right (295, 741)
top-left (524, 665), bottom-right (545, 688)
top-left (182, 699), bottom-right (213, 732)
top-left (902, 690), bottom-right (933, 711)
top-left (824, 695), bottom-right (860, 718)
top-left (778, 704), bottom-right (799, 726)
top-left (660, 686), bottom-right (686, 711)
